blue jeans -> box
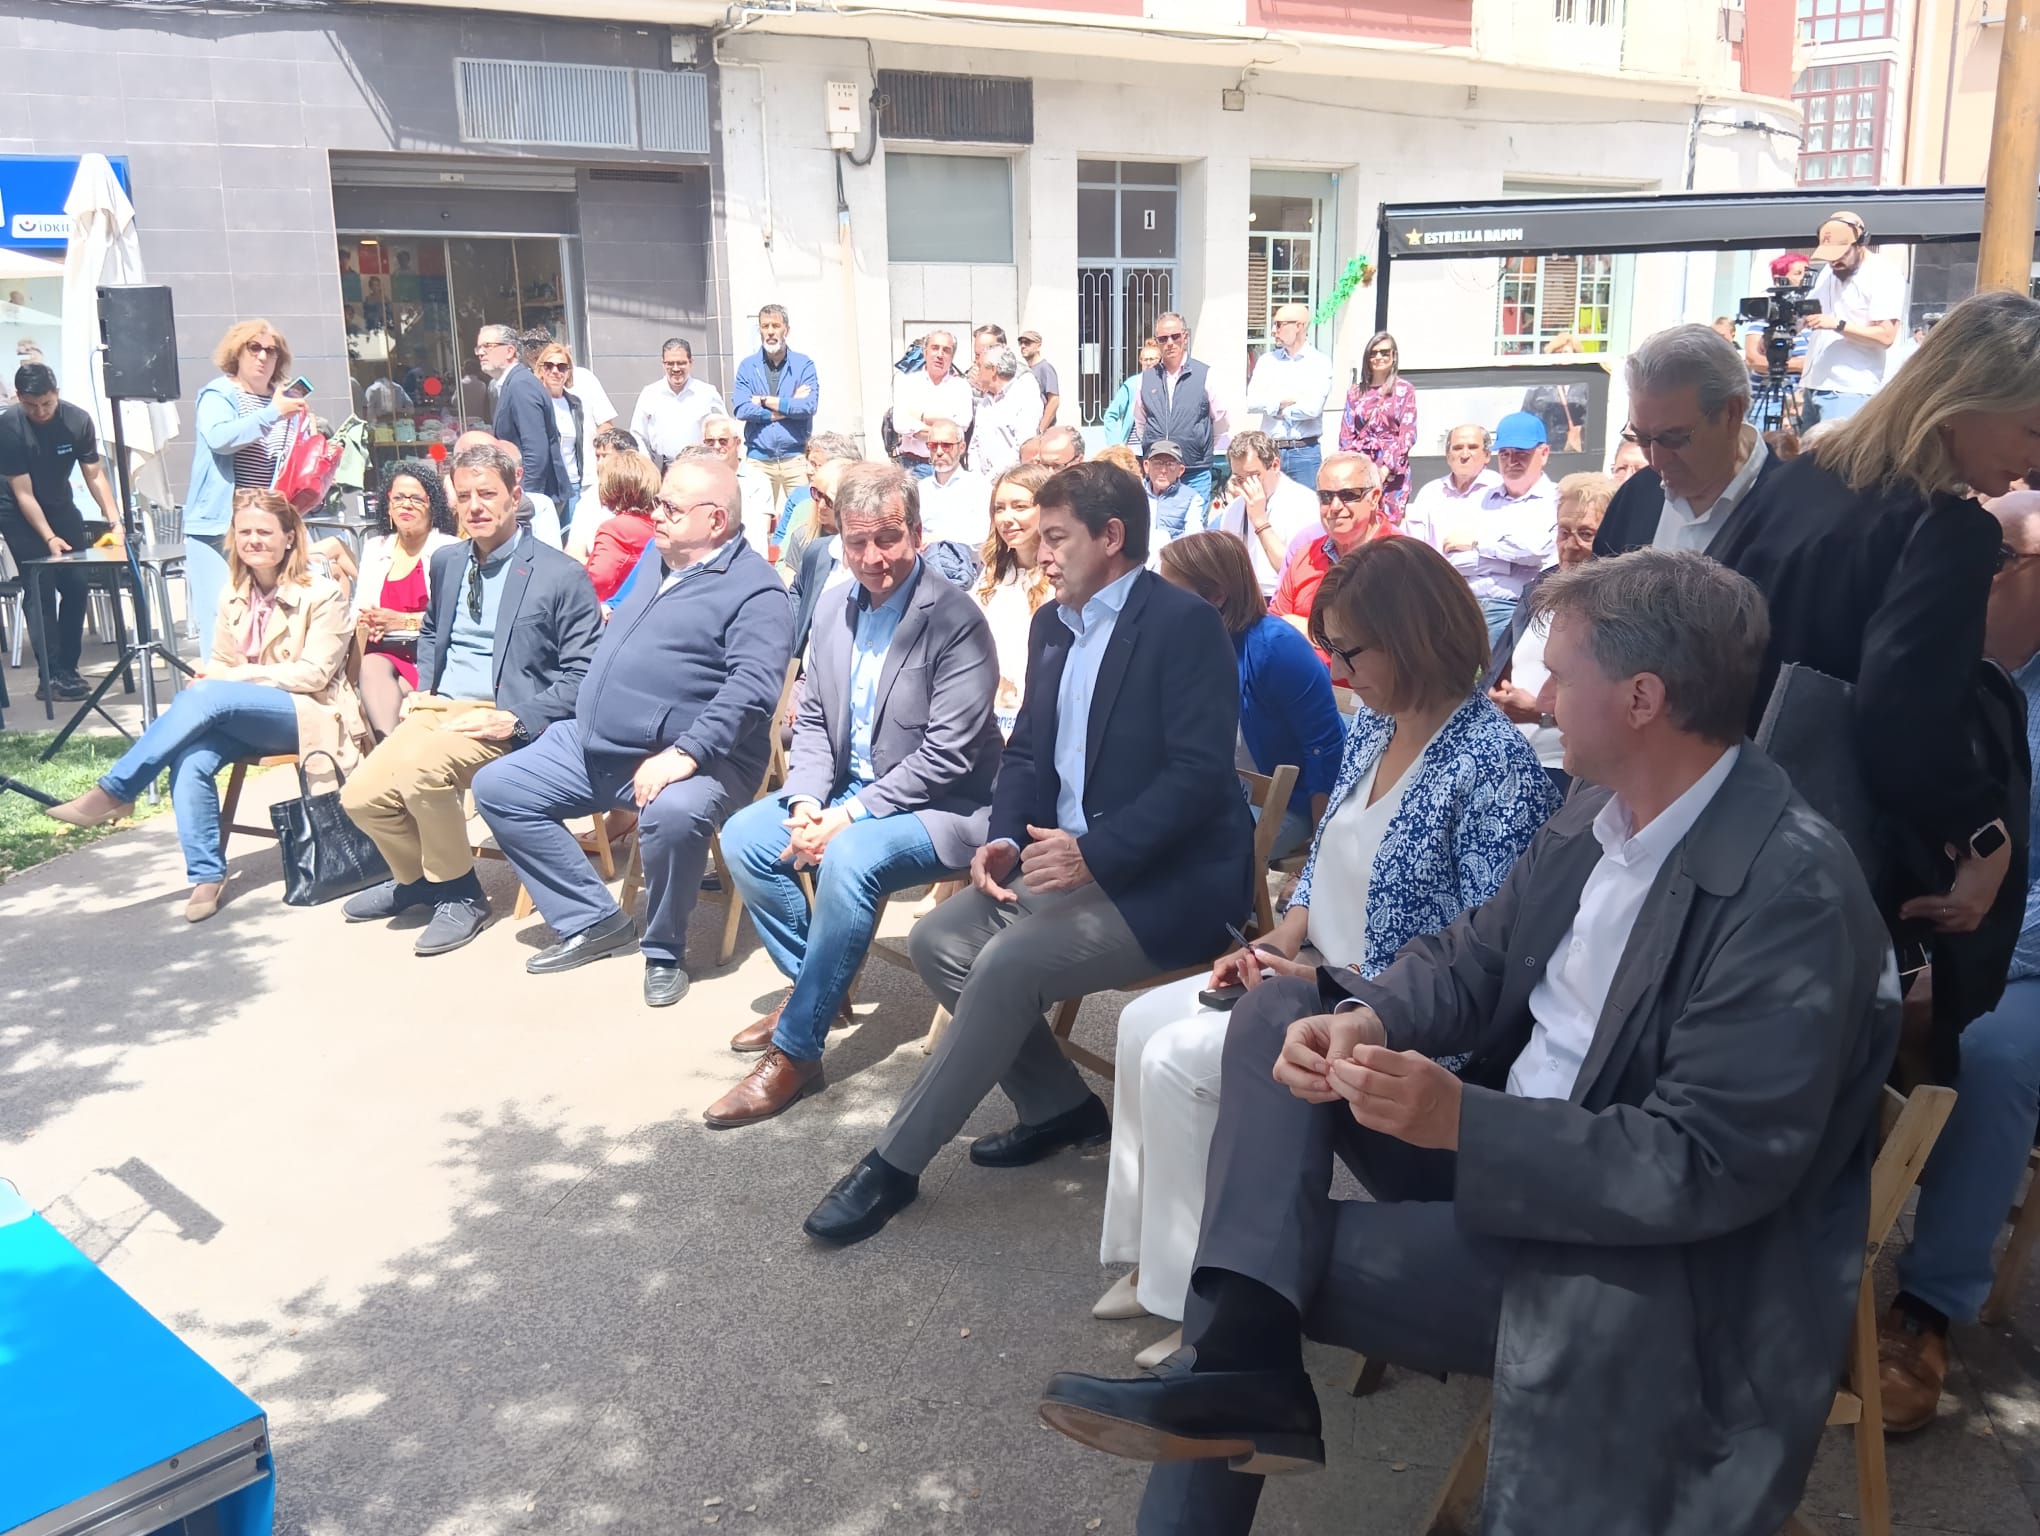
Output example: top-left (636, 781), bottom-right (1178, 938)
top-left (184, 534), bottom-right (232, 660)
top-left (721, 792), bottom-right (950, 1059)
top-left (1479, 595), bottom-right (1517, 649)
top-left (1805, 389), bottom-right (1873, 427)
top-left (1897, 977), bottom-right (2040, 1322)
top-left (1182, 469), bottom-right (1214, 508)
top-left (100, 680), bottom-right (301, 883)
top-left (1277, 442), bottom-right (1321, 491)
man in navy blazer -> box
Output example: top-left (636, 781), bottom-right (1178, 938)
top-left (708, 462), bottom-right (1004, 1128)
top-left (806, 460), bottom-right (1255, 1245)
top-left (342, 442), bottom-right (602, 955)
top-left (479, 324), bottom-right (571, 504)
top-left (472, 457), bottom-right (793, 1006)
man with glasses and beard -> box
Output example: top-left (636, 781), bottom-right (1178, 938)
top-left (473, 456), bottom-right (792, 1007)
top-left (341, 442), bottom-right (602, 957)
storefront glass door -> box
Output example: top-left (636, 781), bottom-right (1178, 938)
top-left (1076, 161), bottom-right (1180, 428)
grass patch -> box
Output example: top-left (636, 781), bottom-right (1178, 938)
top-left (0, 731), bottom-right (171, 880)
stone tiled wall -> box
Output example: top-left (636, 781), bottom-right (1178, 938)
top-left (0, 0), bottom-right (717, 494)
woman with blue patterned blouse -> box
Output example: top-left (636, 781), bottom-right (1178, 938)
top-left (1096, 538), bottom-right (1560, 1356)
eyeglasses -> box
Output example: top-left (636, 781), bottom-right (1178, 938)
top-left (388, 492), bottom-right (433, 508)
top-left (810, 490), bottom-right (835, 508)
top-left (1154, 331), bottom-right (1188, 343)
top-left (245, 342), bottom-right (279, 358)
top-left (1367, 347), bottom-right (1395, 357)
top-left (701, 434), bottom-right (738, 446)
top-left (1316, 487), bottom-right (1380, 507)
top-left (1324, 638), bottom-right (1372, 669)
top-left (929, 439), bottom-right (962, 451)
top-left (1621, 426), bottom-right (1696, 454)
top-left (652, 496), bottom-right (723, 525)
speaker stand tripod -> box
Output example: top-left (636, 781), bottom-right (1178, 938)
top-left (40, 401), bottom-right (195, 763)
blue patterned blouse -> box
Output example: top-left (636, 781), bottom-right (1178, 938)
top-left (1289, 690), bottom-right (1561, 979)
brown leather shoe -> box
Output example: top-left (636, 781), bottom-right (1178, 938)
top-left (731, 996), bottom-right (854, 1053)
top-left (703, 1048), bottom-right (826, 1129)
top-left (1878, 1305), bottom-right (1949, 1434)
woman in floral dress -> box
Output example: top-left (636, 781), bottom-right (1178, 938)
top-left (1338, 329), bottom-right (1418, 525)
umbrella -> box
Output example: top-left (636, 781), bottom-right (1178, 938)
top-left (61, 153), bottom-right (179, 503)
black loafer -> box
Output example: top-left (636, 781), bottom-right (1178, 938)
top-left (644, 961), bottom-right (690, 1007)
top-left (526, 909), bottom-right (638, 975)
top-left (969, 1093), bottom-right (1112, 1168)
top-left (1038, 1347), bottom-right (1325, 1475)
top-left (803, 1151), bottom-right (919, 1246)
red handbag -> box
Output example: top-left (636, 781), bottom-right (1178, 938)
top-left (274, 418), bottom-right (343, 512)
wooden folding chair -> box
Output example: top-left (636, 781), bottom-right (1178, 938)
top-left (1411, 1084), bottom-right (1956, 1536)
top-left (218, 754), bottom-right (299, 864)
top-left (1045, 764), bottom-right (1298, 1081)
top-left (476, 810), bottom-right (632, 921)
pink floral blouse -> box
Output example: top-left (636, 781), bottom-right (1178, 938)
top-left (1338, 377), bottom-right (1419, 525)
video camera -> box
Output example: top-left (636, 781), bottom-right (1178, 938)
top-left (1738, 279), bottom-right (1823, 381)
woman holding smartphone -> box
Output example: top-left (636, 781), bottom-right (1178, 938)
top-left (185, 320), bottom-right (307, 659)
top-left (350, 459), bottom-right (459, 738)
top-left (1094, 538), bottom-right (1558, 1362)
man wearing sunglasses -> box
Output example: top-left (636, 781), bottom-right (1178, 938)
top-left (473, 457), bottom-right (793, 1007)
top-left (341, 442), bottom-right (602, 956)
top-left (699, 411), bottom-right (780, 553)
top-left (1269, 454), bottom-right (1391, 642)
top-left (1244, 304), bottom-right (1333, 490)
top-left (478, 324), bottom-right (571, 506)
top-left (1133, 313), bottom-right (1230, 506)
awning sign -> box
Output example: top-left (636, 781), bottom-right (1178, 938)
top-left (0, 155), bottom-right (132, 250)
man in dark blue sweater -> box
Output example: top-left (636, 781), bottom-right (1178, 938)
top-left (473, 458), bottom-right (794, 1006)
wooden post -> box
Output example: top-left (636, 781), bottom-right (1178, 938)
top-left (1977, 0), bottom-right (2040, 294)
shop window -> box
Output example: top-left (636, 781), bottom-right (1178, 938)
top-left (1495, 253), bottom-right (1614, 356)
top-left (1795, 0), bottom-right (1891, 44)
top-left (1246, 167), bottom-right (1337, 372)
top-left (339, 234), bottom-right (570, 471)
top-left (884, 154), bottom-right (1014, 264)
top-left (1795, 61), bottom-right (1891, 185)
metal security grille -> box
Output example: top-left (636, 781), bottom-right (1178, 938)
top-left (456, 60), bottom-right (710, 155)
top-left (877, 70), bottom-right (1032, 145)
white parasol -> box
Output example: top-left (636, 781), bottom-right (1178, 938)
top-left (61, 153), bottom-right (180, 504)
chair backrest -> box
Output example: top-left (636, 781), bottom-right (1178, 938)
top-left (1868, 1083), bottom-right (1955, 1261)
top-left (1238, 764), bottom-right (1299, 935)
top-left (761, 656), bottom-right (803, 796)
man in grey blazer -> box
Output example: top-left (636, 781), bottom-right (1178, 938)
top-left (1039, 549), bottom-right (1902, 1536)
top-left (707, 461), bottom-right (1003, 1127)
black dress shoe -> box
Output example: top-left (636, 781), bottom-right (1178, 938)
top-left (969, 1093), bottom-right (1112, 1168)
top-left (803, 1151), bottom-right (919, 1246)
top-left (35, 673), bottom-right (89, 702)
top-left (526, 909), bottom-right (638, 975)
top-left (1038, 1347), bottom-right (1325, 1475)
top-left (644, 960), bottom-right (690, 1007)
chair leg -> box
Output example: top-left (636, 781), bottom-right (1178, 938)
top-left (1982, 1157), bottom-right (2040, 1324)
top-left (1346, 1354), bottom-right (1388, 1398)
top-left (1421, 1398), bottom-right (1490, 1536)
top-left (1848, 1278), bottom-right (1892, 1536)
top-left (920, 1005), bottom-right (952, 1055)
top-left (513, 884), bottom-right (535, 921)
top-left (217, 762), bottom-right (248, 866)
top-left (714, 836), bottom-right (744, 967)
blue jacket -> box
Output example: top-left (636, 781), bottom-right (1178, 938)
top-left (1291, 691), bottom-right (1560, 978)
top-left (187, 375), bottom-right (282, 535)
top-left (732, 347), bottom-right (819, 461)
top-left (1101, 375), bottom-right (1139, 446)
top-left (576, 532), bottom-right (793, 796)
top-left (1237, 616), bottom-right (1344, 819)
top-left (491, 362), bottom-right (571, 503)
top-left (993, 568), bottom-right (1253, 971)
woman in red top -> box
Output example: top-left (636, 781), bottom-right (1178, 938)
top-left (1337, 329), bottom-right (1418, 525)
top-left (352, 460), bottom-right (458, 738)
top-left (584, 448), bottom-right (663, 603)
top-left (1270, 451), bottom-right (1396, 660)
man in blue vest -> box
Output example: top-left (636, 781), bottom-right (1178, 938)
top-left (1133, 312), bottom-right (1230, 506)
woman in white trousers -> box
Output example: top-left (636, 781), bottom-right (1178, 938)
top-left (1096, 534), bottom-right (1561, 1363)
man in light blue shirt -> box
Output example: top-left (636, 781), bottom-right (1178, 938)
top-left (1049, 564), bottom-right (1142, 834)
top-left (1244, 305), bottom-right (1334, 488)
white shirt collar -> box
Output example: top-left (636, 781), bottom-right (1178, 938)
top-left (1592, 744), bottom-right (1741, 869)
top-left (1058, 565), bottom-right (1142, 635)
top-left (1664, 429), bottom-right (1768, 525)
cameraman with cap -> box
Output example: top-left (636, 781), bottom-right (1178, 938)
top-left (1800, 210), bottom-right (1904, 427)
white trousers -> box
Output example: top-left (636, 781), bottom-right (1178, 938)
top-left (1100, 974), bottom-right (1233, 1322)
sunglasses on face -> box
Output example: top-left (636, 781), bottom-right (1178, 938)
top-left (245, 342), bottom-right (279, 358)
top-left (929, 439), bottom-right (962, 451)
top-left (540, 361), bottom-right (570, 374)
top-left (1155, 331), bottom-right (1187, 343)
top-left (1317, 487), bottom-right (1379, 507)
top-left (1368, 347), bottom-right (1395, 358)
top-left (702, 434), bottom-right (738, 446)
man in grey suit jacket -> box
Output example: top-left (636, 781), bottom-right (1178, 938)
top-left (1039, 549), bottom-right (1901, 1536)
top-left (708, 462), bottom-right (1003, 1127)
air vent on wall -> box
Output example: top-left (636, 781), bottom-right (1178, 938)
top-left (456, 59), bottom-right (710, 155)
top-left (877, 70), bottom-right (1033, 146)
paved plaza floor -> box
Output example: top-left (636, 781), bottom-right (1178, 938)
top-left (6, 646), bottom-right (2040, 1533)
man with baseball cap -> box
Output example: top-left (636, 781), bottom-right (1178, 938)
top-left (1800, 211), bottom-right (1904, 427)
top-left (1018, 330), bottom-right (1059, 432)
top-left (1142, 439), bottom-right (1206, 542)
top-left (1437, 410), bottom-right (1556, 644)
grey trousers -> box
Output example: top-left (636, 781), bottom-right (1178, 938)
top-left (880, 873), bottom-right (1153, 1174)
top-left (1136, 977), bottom-right (1510, 1536)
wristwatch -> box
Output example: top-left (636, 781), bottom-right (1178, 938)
top-left (1969, 819), bottom-right (2009, 861)
top-left (509, 717), bottom-right (532, 746)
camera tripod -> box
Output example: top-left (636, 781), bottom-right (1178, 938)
top-left (1749, 367), bottom-right (1800, 436)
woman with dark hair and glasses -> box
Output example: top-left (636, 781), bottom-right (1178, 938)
top-left (1338, 329), bottom-right (1418, 525)
top-left (1096, 536), bottom-right (1558, 1357)
top-left (352, 459), bottom-right (460, 738)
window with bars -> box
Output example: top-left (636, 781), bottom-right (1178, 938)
top-left (1554, 0), bottom-right (1616, 22)
top-left (1795, 60), bottom-right (1891, 185)
top-left (1495, 254), bottom-right (1614, 355)
top-left (1795, 0), bottom-right (1891, 44)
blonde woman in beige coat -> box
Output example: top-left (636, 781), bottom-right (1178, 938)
top-left (47, 489), bottom-right (368, 920)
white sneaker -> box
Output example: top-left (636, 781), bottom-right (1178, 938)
top-left (1093, 1270), bottom-right (1149, 1321)
top-left (1134, 1327), bottom-right (1184, 1370)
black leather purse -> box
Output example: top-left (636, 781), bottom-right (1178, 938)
top-left (269, 750), bottom-right (390, 906)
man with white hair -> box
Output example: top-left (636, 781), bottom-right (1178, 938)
top-left (967, 344), bottom-right (1043, 480)
top-left (1245, 304), bottom-right (1333, 488)
top-left (892, 329), bottom-right (974, 475)
top-left (479, 323), bottom-right (570, 503)
top-left (700, 412), bottom-right (779, 552)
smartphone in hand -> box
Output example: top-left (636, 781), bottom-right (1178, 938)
top-left (281, 376), bottom-right (314, 399)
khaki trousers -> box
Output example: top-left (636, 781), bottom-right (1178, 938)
top-left (340, 696), bottom-right (511, 884)
top-left (755, 453), bottom-right (809, 505)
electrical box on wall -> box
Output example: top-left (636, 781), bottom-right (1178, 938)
top-left (825, 81), bottom-right (860, 150)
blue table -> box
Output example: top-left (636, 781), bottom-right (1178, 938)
top-left (0, 1194), bottom-right (274, 1536)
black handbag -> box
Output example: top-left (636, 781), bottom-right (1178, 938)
top-left (269, 750), bottom-right (390, 906)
